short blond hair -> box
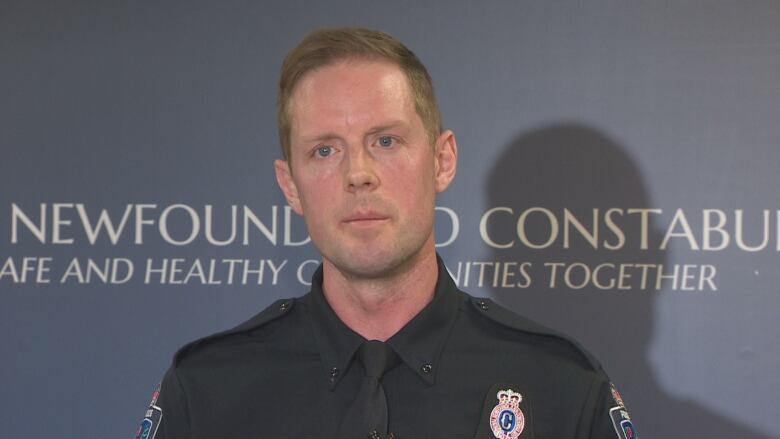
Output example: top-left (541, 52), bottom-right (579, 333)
top-left (277, 27), bottom-right (442, 160)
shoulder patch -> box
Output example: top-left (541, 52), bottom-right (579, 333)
top-left (609, 382), bottom-right (637, 438)
top-left (173, 298), bottom-right (296, 364)
top-left (610, 382), bottom-right (626, 408)
top-left (610, 406), bottom-right (637, 439)
top-left (467, 296), bottom-right (603, 372)
top-left (135, 383), bottom-right (162, 439)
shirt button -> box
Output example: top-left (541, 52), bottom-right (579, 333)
top-left (420, 363), bottom-right (433, 374)
top-left (329, 367), bottom-right (339, 381)
top-left (477, 300), bottom-right (489, 311)
top-left (279, 301), bottom-right (290, 311)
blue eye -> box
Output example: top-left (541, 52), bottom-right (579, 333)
top-left (316, 145), bottom-right (332, 157)
top-left (378, 136), bottom-right (394, 147)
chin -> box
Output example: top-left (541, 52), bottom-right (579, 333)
top-left (329, 247), bottom-right (418, 280)
top-left (340, 257), bottom-right (398, 279)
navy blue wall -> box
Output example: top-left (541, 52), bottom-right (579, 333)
top-left (2, 2), bottom-right (779, 437)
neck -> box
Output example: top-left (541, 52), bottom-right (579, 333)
top-left (321, 246), bottom-right (439, 341)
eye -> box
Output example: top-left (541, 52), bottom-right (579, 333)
top-left (315, 145), bottom-right (333, 157)
top-left (377, 136), bottom-right (394, 148)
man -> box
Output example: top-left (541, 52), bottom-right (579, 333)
top-left (137, 27), bottom-right (637, 439)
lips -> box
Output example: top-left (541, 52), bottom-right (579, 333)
top-left (342, 211), bottom-right (389, 224)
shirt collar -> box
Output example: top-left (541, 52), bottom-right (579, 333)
top-left (386, 254), bottom-right (460, 385)
top-left (302, 254), bottom-right (460, 389)
top-left (303, 265), bottom-right (364, 390)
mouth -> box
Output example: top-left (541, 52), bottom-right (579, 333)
top-left (342, 212), bottom-right (390, 225)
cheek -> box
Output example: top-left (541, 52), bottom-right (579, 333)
top-left (294, 159), bottom-right (340, 182)
top-left (292, 162), bottom-right (340, 198)
top-left (384, 149), bottom-right (436, 182)
top-left (294, 180), bottom-right (327, 219)
top-left (392, 166), bottom-right (436, 208)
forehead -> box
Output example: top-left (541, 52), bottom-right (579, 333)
top-left (288, 60), bottom-right (418, 141)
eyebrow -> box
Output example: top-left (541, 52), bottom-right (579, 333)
top-left (300, 132), bottom-right (341, 144)
top-left (364, 120), bottom-right (406, 137)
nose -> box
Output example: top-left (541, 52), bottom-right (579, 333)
top-left (344, 146), bottom-right (379, 192)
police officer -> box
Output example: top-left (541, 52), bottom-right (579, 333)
top-left (136, 27), bottom-right (637, 439)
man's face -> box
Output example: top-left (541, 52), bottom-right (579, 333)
top-left (275, 60), bottom-right (457, 280)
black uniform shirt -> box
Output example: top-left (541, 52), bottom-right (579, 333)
top-left (138, 256), bottom-right (637, 439)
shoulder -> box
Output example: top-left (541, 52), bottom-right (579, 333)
top-left (172, 297), bottom-right (299, 367)
top-left (457, 292), bottom-right (604, 373)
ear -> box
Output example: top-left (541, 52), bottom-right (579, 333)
top-left (274, 159), bottom-right (303, 215)
top-left (433, 129), bottom-right (458, 193)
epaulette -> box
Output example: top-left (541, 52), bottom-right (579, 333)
top-left (467, 295), bottom-right (604, 373)
top-left (173, 298), bottom-right (296, 365)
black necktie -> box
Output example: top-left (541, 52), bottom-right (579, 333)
top-left (337, 340), bottom-right (399, 439)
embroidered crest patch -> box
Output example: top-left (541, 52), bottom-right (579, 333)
top-left (489, 389), bottom-right (525, 439)
top-left (136, 383), bottom-right (163, 439)
top-left (475, 383), bottom-right (534, 439)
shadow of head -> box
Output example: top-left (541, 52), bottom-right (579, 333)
top-left (482, 123), bottom-right (775, 438)
top-left (484, 122), bottom-right (663, 379)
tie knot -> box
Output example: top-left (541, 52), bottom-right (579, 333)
top-left (359, 340), bottom-right (398, 378)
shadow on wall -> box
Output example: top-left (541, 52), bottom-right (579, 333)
top-left (484, 123), bottom-right (771, 439)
